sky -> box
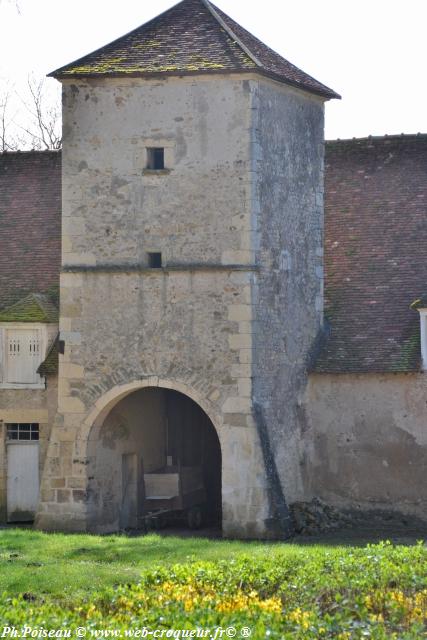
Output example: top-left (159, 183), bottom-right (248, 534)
top-left (0, 0), bottom-right (426, 141)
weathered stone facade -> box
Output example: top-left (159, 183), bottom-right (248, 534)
top-left (0, 378), bottom-right (58, 522)
top-left (304, 373), bottom-right (427, 521)
top-left (35, 73), bottom-right (326, 537)
top-left (252, 80), bottom-right (324, 509)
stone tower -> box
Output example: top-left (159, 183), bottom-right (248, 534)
top-left (36, 0), bottom-right (338, 537)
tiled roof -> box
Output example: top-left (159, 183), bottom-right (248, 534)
top-left (0, 151), bottom-right (61, 312)
top-left (315, 134), bottom-right (427, 373)
top-left (211, 4), bottom-right (339, 99)
top-left (50, 0), bottom-right (339, 99)
top-left (0, 293), bottom-right (58, 323)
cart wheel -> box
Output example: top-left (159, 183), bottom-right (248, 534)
top-left (187, 506), bottom-right (203, 530)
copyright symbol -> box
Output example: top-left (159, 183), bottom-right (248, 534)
top-left (241, 629), bottom-right (251, 638)
top-left (226, 628), bottom-right (237, 638)
top-left (76, 628), bottom-right (86, 638)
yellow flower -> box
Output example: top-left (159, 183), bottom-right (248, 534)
top-left (155, 581), bottom-right (282, 615)
top-left (216, 590), bottom-right (281, 614)
top-left (258, 597), bottom-right (282, 614)
top-left (288, 608), bottom-right (313, 630)
top-left (389, 590), bottom-right (406, 605)
top-left (369, 613), bottom-right (384, 623)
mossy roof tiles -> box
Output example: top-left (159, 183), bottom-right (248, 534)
top-left (50, 0), bottom-right (339, 100)
top-left (0, 293), bottom-right (58, 323)
top-left (315, 134), bottom-right (427, 373)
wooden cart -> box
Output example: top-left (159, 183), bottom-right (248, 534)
top-left (142, 465), bottom-right (207, 529)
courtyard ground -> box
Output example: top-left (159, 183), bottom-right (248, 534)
top-left (0, 528), bottom-right (426, 639)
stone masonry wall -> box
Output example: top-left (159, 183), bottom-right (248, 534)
top-left (0, 376), bottom-right (57, 522)
top-left (304, 373), bottom-right (427, 521)
top-left (251, 78), bottom-right (325, 512)
top-left (37, 74), bottom-right (273, 537)
top-left (60, 75), bottom-right (255, 267)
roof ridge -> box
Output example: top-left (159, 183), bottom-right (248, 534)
top-left (49, 0), bottom-right (186, 78)
top-left (49, 0), bottom-right (338, 99)
top-left (2, 292), bottom-right (37, 310)
top-left (33, 292), bottom-right (57, 312)
top-left (211, 3), bottom-right (340, 99)
top-left (326, 133), bottom-right (427, 143)
top-left (201, 0), bottom-right (262, 68)
top-left (0, 149), bottom-right (60, 156)
top-left (0, 292), bottom-right (58, 322)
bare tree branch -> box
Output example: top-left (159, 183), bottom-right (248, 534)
top-left (0, 92), bottom-right (19, 151)
top-left (0, 75), bottom-right (61, 152)
top-left (18, 76), bottom-right (62, 150)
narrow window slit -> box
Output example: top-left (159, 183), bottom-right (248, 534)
top-left (146, 148), bottom-right (165, 170)
top-left (148, 252), bottom-right (162, 268)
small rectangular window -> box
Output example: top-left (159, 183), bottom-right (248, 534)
top-left (148, 252), bottom-right (162, 268)
top-left (146, 148), bottom-right (165, 170)
top-left (7, 423), bottom-right (39, 441)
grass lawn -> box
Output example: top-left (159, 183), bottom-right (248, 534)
top-left (0, 529), bottom-right (426, 639)
top-left (0, 528), bottom-right (262, 598)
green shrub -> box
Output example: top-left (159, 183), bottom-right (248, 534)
top-left (0, 541), bottom-right (426, 639)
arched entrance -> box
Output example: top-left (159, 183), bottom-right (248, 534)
top-left (86, 387), bottom-right (222, 533)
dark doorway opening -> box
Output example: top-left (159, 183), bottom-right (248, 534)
top-left (91, 387), bottom-right (222, 533)
top-left (163, 390), bottom-right (222, 528)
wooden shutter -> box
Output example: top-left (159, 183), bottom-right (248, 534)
top-left (6, 329), bottom-right (42, 384)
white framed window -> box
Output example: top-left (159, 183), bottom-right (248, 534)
top-left (419, 309), bottom-right (427, 371)
top-left (7, 423), bottom-right (39, 441)
top-left (0, 323), bottom-right (47, 389)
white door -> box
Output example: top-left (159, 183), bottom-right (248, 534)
top-left (7, 443), bottom-right (40, 522)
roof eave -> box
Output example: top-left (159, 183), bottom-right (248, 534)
top-left (50, 67), bottom-right (252, 81)
top-left (256, 69), bottom-right (341, 100)
top-left (51, 66), bottom-right (341, 99)
top-left (312, 365), bottom-right (422, 374)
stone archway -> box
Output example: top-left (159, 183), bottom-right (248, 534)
top-left (36, 377), bottom-right (272, 539)
top-left (80, 378), bottom-right (223, 444)
top-left (83, 381), bottom-right (223, 533)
